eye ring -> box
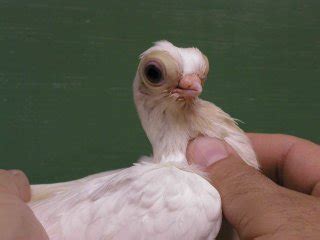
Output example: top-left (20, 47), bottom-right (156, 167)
top-left (144, 61), bottom-right (164, 85)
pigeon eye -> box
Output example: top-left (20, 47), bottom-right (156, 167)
top-left (144, 62), bottom-right (163, 84)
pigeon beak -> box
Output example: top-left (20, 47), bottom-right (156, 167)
top-left (172, 74), bottom-right (203, 99)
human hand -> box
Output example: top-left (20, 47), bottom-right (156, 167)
top-left (0, 169), bottom-right (48, 240)
top-left (187, 134), bottom-right (320, 240)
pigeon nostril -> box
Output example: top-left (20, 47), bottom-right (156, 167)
top-left (144, 62), bottom-right (163, 84)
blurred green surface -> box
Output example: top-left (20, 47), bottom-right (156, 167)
top-left (0, 1), bottom-right (319, 183)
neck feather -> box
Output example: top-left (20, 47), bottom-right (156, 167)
top-left (134, 88), bottom-right (198, 164)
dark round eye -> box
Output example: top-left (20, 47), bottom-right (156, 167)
top-left (144, 62), bottom-right (163, 84)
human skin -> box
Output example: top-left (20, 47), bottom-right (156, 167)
top-left (187, 134), bottom-right (320, 240)
top-left (0, 169), bottom-right (48, 240)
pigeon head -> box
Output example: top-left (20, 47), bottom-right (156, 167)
top-left (134, 40), bottom-right (209, 106)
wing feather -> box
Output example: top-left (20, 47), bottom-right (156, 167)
top-left (30, 161), bottom-right (221, 240)
top-left (30, 169), bottom-right (123, 202)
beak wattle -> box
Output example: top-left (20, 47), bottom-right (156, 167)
top-left (172, 74), bottom-right (203, 99)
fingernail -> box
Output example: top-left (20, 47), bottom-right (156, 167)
top-left (188, 137), bottom-right (229, 168)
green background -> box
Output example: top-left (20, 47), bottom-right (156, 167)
top-left (1, 1), bottom-right (319, 183)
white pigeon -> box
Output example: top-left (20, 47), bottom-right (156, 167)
top-left (29, 40), bottom-right (259, 240)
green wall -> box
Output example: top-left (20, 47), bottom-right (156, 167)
top-left (1, 1), bottom-right (319, 183)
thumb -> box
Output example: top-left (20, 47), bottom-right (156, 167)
top-left (187, 137), bottom-right (283, 239)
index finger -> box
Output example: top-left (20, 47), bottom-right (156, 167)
top-left (247, 133), bottom-right (320, 196)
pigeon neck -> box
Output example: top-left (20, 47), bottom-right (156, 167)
top-left (135, 97), bottom-right (197, 165)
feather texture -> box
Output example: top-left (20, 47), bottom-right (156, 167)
top-left (30, 161), bottom-right (221, 240)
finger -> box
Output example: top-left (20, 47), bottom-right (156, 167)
top-left (248, 133), bottom-right (320, 197)
top-left (0, 170), bottom-right (19, 197)
top-left (0, 169), bottom-right (31, 202)
top-left (187, 137), bottom-right (286, 238)
top-left (8, 170), bottom-right (31, 202)
top-left (0, 195), bottom-right (49, 240)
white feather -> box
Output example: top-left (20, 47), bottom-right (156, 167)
top-left (141, 40), bottom-right (206, 76)
top-left (30, 160), bottom-right (221, 240)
